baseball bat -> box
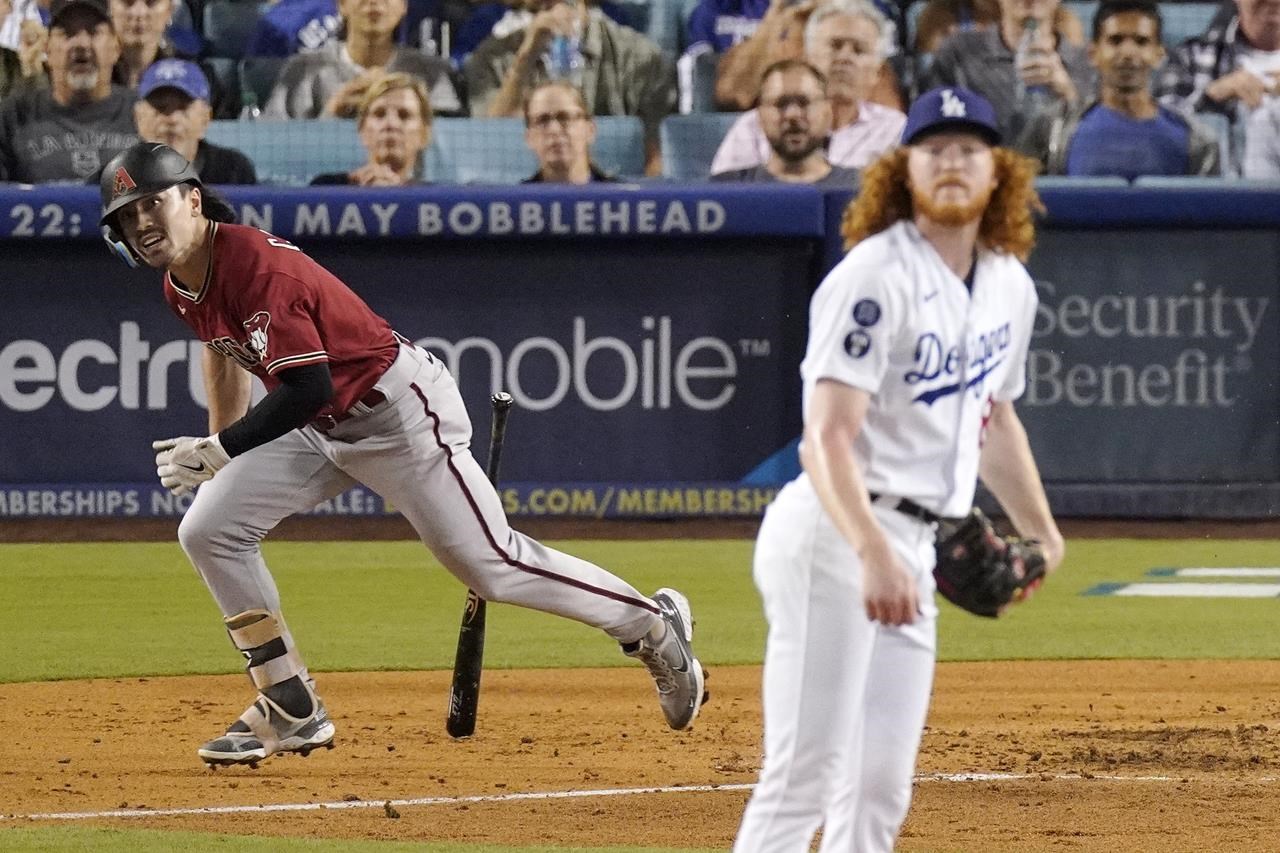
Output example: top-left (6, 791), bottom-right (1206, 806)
top-left (446, 391), bottom-right (514, 739)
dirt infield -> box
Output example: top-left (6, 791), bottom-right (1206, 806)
top-left (4, 660), bottom-right (1280, 851)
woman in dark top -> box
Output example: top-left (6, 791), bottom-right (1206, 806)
top-left (310, 71), bottom-right (432, 186)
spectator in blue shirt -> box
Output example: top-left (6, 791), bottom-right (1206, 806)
top-left (1017, 0), bottom-right (1220, 178)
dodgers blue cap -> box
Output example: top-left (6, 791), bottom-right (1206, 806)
top-left (901, 86), bottom-right (1001, 146)
top-left (139, 59), bottom-right (211, 103)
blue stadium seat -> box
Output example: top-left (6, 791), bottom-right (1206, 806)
top-left (1160, 1), bottom-right (1220, 47)
top-left (204, 118), bottom-right (365, 185)
top-left (238, 55), bottom-right (285, 109)
top-left (425, 116), bottom-right (646, 184)
top-left (424, 118), bottom-right (537, 184)
top-left (592, 116), bottom-right (647, 179)
top-left (1034, 175), bottom-right (1130, 190)
top-left (659, 112), bottom-right (742, 180)
top-left (205, 115), bottom-right (646, 186)
top-left (203, 0), bottom-right (268, 58)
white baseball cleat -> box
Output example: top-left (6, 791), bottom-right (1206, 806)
top-left (198, 694), bottom-right (335, 769)
top-left (624, 587), bottom-right (710, 730)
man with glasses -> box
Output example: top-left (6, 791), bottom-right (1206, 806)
top-left (522, 80), bottom-right (617, 182)
top-left (713, 59), bottom-right (859, 186)
top-left (710, 0), bottom-right (904, 176)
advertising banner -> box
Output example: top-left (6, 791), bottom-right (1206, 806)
top-left (0, 214), bottom-right (815, 517)
top-left (1022, 230), bottom-right (1279, 483)
top-left (3, 185), bottom-right (1278, 518)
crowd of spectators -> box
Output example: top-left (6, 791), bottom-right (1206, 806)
top-left (0, 0), bottom-right (1270, 186)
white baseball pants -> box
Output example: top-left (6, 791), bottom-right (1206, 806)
top-left (177, 343), bottom-right (661, 646)
top-left (734, 477), bottom-right (938, 853)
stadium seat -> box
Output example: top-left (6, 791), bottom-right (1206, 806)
top-left (238, 55), bottom-right (286, 109)
top-left (203, 0), bottom-right (268, 58)
top-left (203, 118), bottom-right (365, 185)
top-left (1034, 175), bottom-right (1130, 190)
top-left (592, 116), bottom-right (647, 179)
top-left (1130, 175), bottom-right (1241, 188)
top-left (425, 116), bottom-right (646, 184)
top-left (659, 112), bottom-right (742, 180)
top-left (1161, 1), bottom-right (1219, 47)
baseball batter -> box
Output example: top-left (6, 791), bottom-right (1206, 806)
top-left (733, 87), bottom-right (1065, 851)
top-left (97, 142), bottom-right (708, 768)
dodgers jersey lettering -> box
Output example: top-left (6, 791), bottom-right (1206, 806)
top-left (801, 220), bottom-right (1038, 517)
top-left (163, 222), bottom-right (400, 420)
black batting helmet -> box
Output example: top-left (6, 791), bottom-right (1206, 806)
top-left (99, 142), bottom-right (201, 229)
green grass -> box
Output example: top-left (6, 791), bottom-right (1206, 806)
top-left (0, 540), bottom-right (762, 683)
top-left (3, 536), bottom-right (1278, 852)
top-left (936, 538), bottom-right (1280, 660)
top-left (3, 537), bottom-right (1280, 684)
top-left (0, 827), bottom-right (715, 853)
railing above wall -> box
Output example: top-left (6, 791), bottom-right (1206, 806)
top-left (9, 180), bottom-right (1280, 243)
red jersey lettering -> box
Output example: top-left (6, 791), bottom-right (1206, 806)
top-left (163, 223), bottom-right (400, 419)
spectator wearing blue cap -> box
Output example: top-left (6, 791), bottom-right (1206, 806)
top-left (134, 58), bottom-right (256, 183)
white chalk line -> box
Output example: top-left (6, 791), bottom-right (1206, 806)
top-left (6, 771), bottom-right (1270, 823)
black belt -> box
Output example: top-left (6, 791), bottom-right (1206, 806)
top-left (311, 388), bottom-right (387, 432)
top-left (868, 492), bottom-right (942, 525)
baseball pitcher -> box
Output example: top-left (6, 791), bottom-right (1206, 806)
top-left (734, 88), bottom-right (1065, 852)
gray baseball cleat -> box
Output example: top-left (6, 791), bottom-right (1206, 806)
top-left (198, 694), bottom-right (335, 769)
top-left (623, 587), bottom-right (709, 730)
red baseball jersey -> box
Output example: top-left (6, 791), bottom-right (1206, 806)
top-left (163, 222), bottom-right (401, 419)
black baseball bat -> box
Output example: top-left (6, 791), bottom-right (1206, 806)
top-left (446, 391), bottom-right (513, 738)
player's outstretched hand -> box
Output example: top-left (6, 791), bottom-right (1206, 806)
top-left (153, 435), bottom-right (231, 496)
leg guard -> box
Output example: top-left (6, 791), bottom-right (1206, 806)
top-left (197, 610), bottom-right (335, 768)
top-left (225, 609), bottom-right (313, 717)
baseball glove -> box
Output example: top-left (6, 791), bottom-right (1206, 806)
top-left (933, 508), bottom-right (1047, 618)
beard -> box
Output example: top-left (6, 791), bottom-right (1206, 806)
top-left (769, 128), bottom-right (824, 164)
top-left (65, 68), bottom-right (100, 92)
top-left (910, 181), bottom-right (994, 227)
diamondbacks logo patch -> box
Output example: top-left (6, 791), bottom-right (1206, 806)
top-left (243, 311), bottom-right (271, 360)
top-left (112, 167), bottom-right (137, 199)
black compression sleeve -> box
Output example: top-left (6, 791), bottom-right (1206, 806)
top-left (217, 362), bottom-right (334, 458)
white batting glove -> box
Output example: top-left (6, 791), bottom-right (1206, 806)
top-left (153, 435), bottom-right (231, 496)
